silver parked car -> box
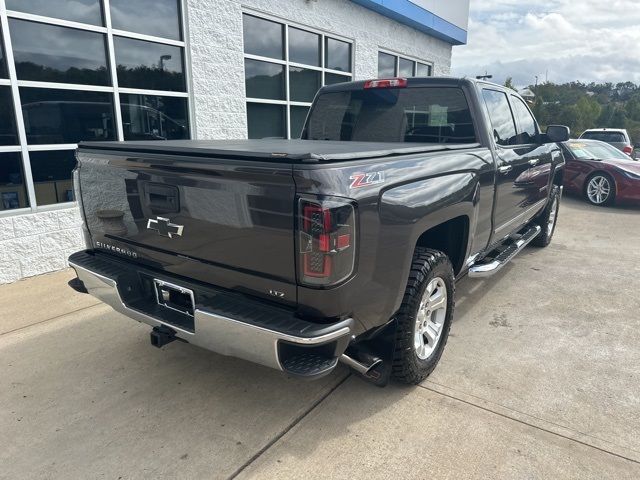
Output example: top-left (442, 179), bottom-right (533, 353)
top-left (579, 128), bottom-right (634, 157)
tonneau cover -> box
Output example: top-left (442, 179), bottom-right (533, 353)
top-left (79, 139), bottom-right (479, 162)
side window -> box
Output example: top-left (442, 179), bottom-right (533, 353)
top-left (482, 89), bottom-right (517, 146)
top-left (511, 96), bottom-right (538, 144)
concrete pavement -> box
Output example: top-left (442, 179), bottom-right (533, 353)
top-left (0, 195), bottom-right (639, 479)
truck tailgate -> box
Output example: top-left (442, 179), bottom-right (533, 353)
top-left (76, 149), bottom-right (297, 304)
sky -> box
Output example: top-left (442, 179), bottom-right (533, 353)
top-left (451, 0), bottom-right (640, 88)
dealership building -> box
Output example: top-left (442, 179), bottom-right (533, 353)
top-left (0, 0), bottom-right (469, 283)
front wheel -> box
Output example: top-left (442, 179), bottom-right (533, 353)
top-left (532, 185), bottom-right (561, 247)
top-left (585, 173), bottom-right (615, 206)
top-left (392, 248), bottom-right (455, 385)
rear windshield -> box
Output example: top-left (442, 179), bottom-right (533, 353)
top-left (304, 87), bottom-right (477, 144)
top-left (580, 131), bottom-right (626, 143)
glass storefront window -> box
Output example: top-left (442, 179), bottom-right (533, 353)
top-left (120, 94), bottom-right (189, 141)
top-left (378, 52), bottom-right (396, 77)
top-left (20, 88), bottom-right (116, 144)
top-left (290, 106), bottom-right (310, 139)
top-left (247, 103), bottom-right (285, 139)
top-left (0, 27), bottom-right (7, 78)
top-left (398, 57), bottom-right (415, 77)
top-left (6, 0), bottom-right (103, 26)
top-left (289, 67), bottom-right (320, 102)
top-left (0, 88), bottom-right (19, 146)
top-left (0, 152), bottom-right (29, 211)
top-left (325, 38), bottom-right (351, 72)
top-left (416, 62), bottom-right (432, 77)
top-left (114, 37), bottom-right (185, 92)
top-left (243, 14), bottom-right (284, 60)
top-left (110, 0), bottom-right (181, 41)
top-left (289, 28), bottom-right (320, 66)
top-left (28, 150), bottom-right (76, 206)
top-left (378, 51), bottom-right (432, 78)
top-left (10, 19), bottom-right (110, 86)
top-left (325, 73), bottom-right (351, 86)
top-left (245, 59), bottom-right (286, 100)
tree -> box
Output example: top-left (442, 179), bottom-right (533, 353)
top-left (504, 77), bottom-right (517, 92)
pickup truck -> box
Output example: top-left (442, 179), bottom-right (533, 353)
top-left (68, 77), bottom-right (569, 385)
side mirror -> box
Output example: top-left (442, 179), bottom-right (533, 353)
top-left (545, 125), bottom-right (570, 143)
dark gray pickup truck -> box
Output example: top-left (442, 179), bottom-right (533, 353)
top-left (69, 77), bottom-right (569, 385)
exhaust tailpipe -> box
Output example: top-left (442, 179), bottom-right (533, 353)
top-left (340, 353), bottom-right (382, 376)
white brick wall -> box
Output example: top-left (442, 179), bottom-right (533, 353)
top-left (186, 0), bottom-right (453, 139)
top-left (0, 206), bottom-right (86, 284)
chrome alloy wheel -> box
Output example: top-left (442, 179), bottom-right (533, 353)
top-left (547, 196), bottom-right (558, 236)
top-left (414, 277), bottom-right (448, 360)
top-left (587, 175), bottom-right (611, 205)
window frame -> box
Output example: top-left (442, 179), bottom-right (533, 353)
top-left (377, 48), bottom-right (434, 78)
top-left (0, 0), bottom-right (193, 216)
top-left (242, 10), bottom-right (354, 139)
top-left (509, 94), bottom-right (540, 146)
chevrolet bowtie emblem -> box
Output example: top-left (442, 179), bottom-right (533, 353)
top-left (147, 217), bottom-right (184, 238)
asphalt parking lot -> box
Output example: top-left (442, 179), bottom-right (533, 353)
top-left (1, 195), bottom-right (639, 480)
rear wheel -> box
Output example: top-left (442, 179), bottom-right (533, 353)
top-left (585, 173), bottom-right (615, 206)
top-left (392, 248), bottom-right (455, 385)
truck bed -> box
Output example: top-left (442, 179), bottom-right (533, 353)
top-left (80, 139), bottom-right (480, 162)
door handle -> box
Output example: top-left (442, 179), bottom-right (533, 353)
top-left (528, 158), bottom-right (540, 166)
top-left (498, 165), bottom-right (513, 174)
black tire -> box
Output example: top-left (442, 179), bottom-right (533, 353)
top-left (532, 184), bottom-right (561, 247)
top-left (392, 248), bottom-right (455, 385)
top-left (584, 172), bottom-right (615, 206)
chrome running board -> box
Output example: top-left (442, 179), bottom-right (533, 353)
top-left (468, 224), bottom-right (541, 278)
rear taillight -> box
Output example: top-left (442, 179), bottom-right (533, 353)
top-left (364, 78), bottom-right (408, 89)
top-left (623, 146), bottom-right (633, 156)
top-left (298, 197), bottom-right (356, 287)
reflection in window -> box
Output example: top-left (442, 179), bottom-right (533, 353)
top-left (0, 27), bottom-right (7, 78)
top-left (289, 67), bottom-right (320, 102)
top-left (290, 106), bottom-right (309, 138)
top-left (482, 89), bottom-right (517, 146)
top-left (325, 73), bottom-right (351, 86)
top-left (10, 20), bottom-right (109, 86)
top-left (0, 88), bottom-right (19, 146)
top-left (20, 88), bottom-right (116, 144)
top-left (398, 57), bottom-right (415, 77)
top-left (29, 150), bottom-right (76, 206)
top-left (120, 94), bottom-right (189, 140)
top-left (378, 52), bottom-right (396, 78)
top-left (0, 152), bottom-right (29, 211)
top-left (244, 59), bottom-right (285, 100)
top-left (416, 63), bottom-right (432, 77)
top-left (247, 103), bottom-right (285, 139)
top-left (110, 0), bottom-right (181, 40)
top-left (289, 28), bottom-right (320, 66)
top-left (114, 37), bottom-right (185, 92)
top-left (511, 96), bottom-right (538, 144)
top-left (6, 0), bottom-right (103, 26)
top-left (325, 38), bottom-right (351, 72)
top-left (243, 14), bottom-right (284, 60)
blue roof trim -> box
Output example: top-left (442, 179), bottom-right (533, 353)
top-left (350, 0), bottom-right (467, 45)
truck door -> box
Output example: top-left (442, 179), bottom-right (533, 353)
top-left (482, 88), bottom-right (547, 239)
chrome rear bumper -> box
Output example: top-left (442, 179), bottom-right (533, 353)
top-left (70, 254), bottom-right (352, 376)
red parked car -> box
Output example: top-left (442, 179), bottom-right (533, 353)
top-left (560, 140), bottom-right (640, 206)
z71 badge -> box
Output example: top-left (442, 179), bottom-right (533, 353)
top-left (349, 171), bottom-right (385, 189)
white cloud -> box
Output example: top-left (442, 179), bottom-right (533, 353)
top-left (452, 0), bottom-right (640, 87)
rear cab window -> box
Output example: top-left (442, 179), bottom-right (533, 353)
top-left (580, 131), bottom-right (626, 143)
top-left (304, 87), bottom-right (477, 144)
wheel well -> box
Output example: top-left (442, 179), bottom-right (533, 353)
top-left (415, 216), bottom-right (469, 275)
